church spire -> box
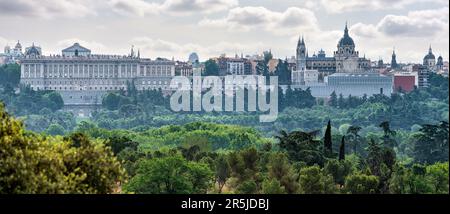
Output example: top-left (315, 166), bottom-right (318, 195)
top-left (391, 47), bottom-right (398, 69)
top-left (429, 45), bottom-right (432, 54)
top-left (298, 35), bottom-right (305, 46)
top-left (344, 22), bottom-right (349, 35)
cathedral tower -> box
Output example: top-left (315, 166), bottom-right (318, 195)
top-left (297, 35), bottom-right (306, 71)
top-left (391, 48), bottom-right (398, 69)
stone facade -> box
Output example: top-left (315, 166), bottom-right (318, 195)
top-left (293, 23), bottom-right (371, 83)
top-left (19, 43), bottom-right (175, 105)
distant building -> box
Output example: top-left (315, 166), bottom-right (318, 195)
top-left (1, 40), bottom-right (24, 64)
top-left (333, 24), bottom-right (371, 73)
top-left (188, 52), bottom-right (199, 65)
top-left (214, 56), bottom-right (251, 75)
top-left (25, 43), bottom-right (42, 57)
top-left (12, 41), bottom-right (23, 56)
top-left (378, 58), bottom-right (385, 68)
top-left (292, 36), bottom-right (319, 85)
top-left (62, 43), bottom-right (91, 57)
top-left (290, 73), bottom-right (393, 98)
top-left (417, 65), bottom-right (430, 88)
top-left (4, 45), bottom-right (10, 55)
top-left (226, 59), bottom-right (245, 75)
top-left (304, 70), bottom-right (319, 84)
top-left (294, 23), bottom-right (371, 83)
top-left (423, 46), bottom-right (436, 70)
top-left (267, 59), bottom-right (279, 74)
top-left (436, 55), bottom-right (444, 71)
top-left (391, 49), bottom-right (398, 69)
top-left (175, 61), bottom-right (193, 76)
top-left (393, 73), bottom-right (415, 92)
top-left (20, 43), bottom-right (175, 108)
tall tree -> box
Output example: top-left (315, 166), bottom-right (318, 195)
top-left (215, 155), bottom-right (230, 193)
top-left (267, 152), bottom-right (299, 193)
top-left (256, 61), bottom-right (269, 76)
top-left (337, 93), bottom-right (345, 108)
top-left (329, 91), bottom-right (338, 107)
top-left (379, 121), bottom-right (397, 148)
top-left (274, 59), bottom-right (290, 84)
top-left (276, 130), bottom-right (324, 166)
top-left (204, 59), bottom-right (219, 76)
top-left (366, 139), bottom-right (383, 177)
top-left (344, 173), bottom-right (379, 194)
top-left (324, 120), bottom-right (333, 156)
top-left (299, 165), bottom-right (337, 194)
top-left (346, 125), bottom-right (362, 154)
top-left (339, 136), bottom-right (346, 161)
top-left (263, 50), bottom-right (273, 64)
top-left (413, 121), bottom-right (449, 164)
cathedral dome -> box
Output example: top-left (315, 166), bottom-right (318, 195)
top-left (424, 46), bottom-right (435, 60)
top-left (25, 44), bottom-right (41, 56)
top-left (338, 24), bottom-right (355, 47)
top-left (423, 52), bottom-right (435, 60)
top-left (339, 36), bottom-right (355, 47)
top-left (15, 41), bottom-right (22, 49)
top-left (188, 52), bottom-right (199, 64)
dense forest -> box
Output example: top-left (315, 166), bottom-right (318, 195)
top-left (0, 64), bottom-right (448, 194)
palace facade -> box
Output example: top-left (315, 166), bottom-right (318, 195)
top-left (20, 43), bottom-right (175, 105)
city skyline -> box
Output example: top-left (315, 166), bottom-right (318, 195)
top-left (0, 0), bottom-right (448, 62)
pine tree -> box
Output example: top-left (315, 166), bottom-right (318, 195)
top-left (324, 120), bottom-right (333, 156)
top-left (338, 93), bottom-right (345, 108)
top-left (329, 91), bottom-right (338, 107)
top-left (339, 136), bottom-right (345, 161)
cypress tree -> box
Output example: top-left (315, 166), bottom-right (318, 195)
top-left (324, 120), bottom-right (332, 155)
top-left (339, 136), bottom-right (345, 161)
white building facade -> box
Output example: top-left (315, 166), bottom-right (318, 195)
top-left (20, 43), bottom-right (175, 105)
top-left (292, 36), bottom-right (319, 85)
top-left (226, 59), bottom-right (245, 75)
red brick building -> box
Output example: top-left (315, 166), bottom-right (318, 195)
top-left (394, 74), bottom-right (415, 92)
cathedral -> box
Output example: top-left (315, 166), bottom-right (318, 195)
top-left (292, 23), bottom-right (371, 84)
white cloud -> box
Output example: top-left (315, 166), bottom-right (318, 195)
top-left (108, 0), bottom-right (237, 17)
top-left (0, 0), bottom-right (237, 19)
top-left (350, 23), bottom-right (380, 38)
top-left (199, 7), bottom-right (319, 35)
top-left (0, 0), bottom-right (96, 18)
top-left (377, 7), bottom-right (449, 37)
top-left (108, 0), bottom-right (159, 17)
top-left (161, 0), bottom-right (238, 15)
top-left (321, 0), bottom-right (449, 13)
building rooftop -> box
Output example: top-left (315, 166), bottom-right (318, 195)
top-left (338, 24), bottom-right (355, 47)
top-left (62, 43), bottom-right (91, 53)
top-left (329, 72), bottom-right (387, 77)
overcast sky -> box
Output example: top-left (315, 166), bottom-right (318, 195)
top-left (0, 0), bottom-right (448, 63)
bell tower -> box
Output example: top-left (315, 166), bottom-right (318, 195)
top-left (297, 35), bottom-right (306, 71)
